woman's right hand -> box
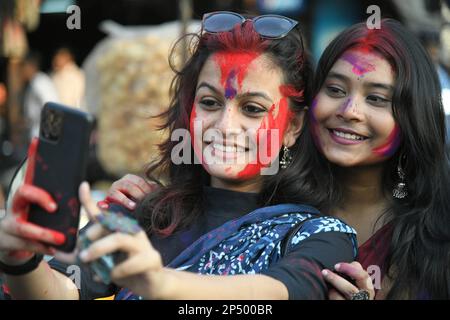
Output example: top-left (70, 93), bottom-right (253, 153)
top-left (97, 174), bottom-right (158, 211)
top-left (0, 138), bottom-right (65, 266)
top-left (0, 184), bottom-right (66, 266)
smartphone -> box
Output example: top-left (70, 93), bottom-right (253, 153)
top-left (28, 102), bottom-right (94, 252)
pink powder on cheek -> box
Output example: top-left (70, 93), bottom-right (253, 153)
top-left (236, 114), bottom-right (268, 180)
top-left (372, 124), bottom-right (402, 157)
top-left (262, 101), bottom-right (289, 161)
top-left (271, 97), bottom-right (294, 148)
top-left (236, 97), bottom-right (294, 179)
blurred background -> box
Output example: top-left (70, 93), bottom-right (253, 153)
top-left (0, 0), bottom-right (449, 211)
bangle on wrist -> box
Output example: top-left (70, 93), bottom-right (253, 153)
top-left (0, 254), bottom-right (44, 276)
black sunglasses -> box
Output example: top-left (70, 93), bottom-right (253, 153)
top-left (202, 11), bottom-right (299, 40)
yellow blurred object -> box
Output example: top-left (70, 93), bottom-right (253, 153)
top-left (95, 36), bottom-right (173, 176)
top-left (83, 21), bottom-right (200, 179)
top-left (1, 19), bottom-right (28, 58)
top-left (15, 0), bottom-right (40, 31)
top-left (95, 295), bottom-right (115, 300)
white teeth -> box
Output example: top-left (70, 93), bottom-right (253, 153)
top-left (213, 143), bottom-right (246, 153)
top-left (333, 130), bottom-right (365, 141)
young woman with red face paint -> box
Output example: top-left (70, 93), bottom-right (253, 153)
top-left (309, 19), bottom-right (450, 299)
top-left (0, 13), bottom-right (358, 300)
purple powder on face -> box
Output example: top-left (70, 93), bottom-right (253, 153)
top-left (309, 98), bottom-right (318, 115)
top-left (340, 98), bottom-right (352, 113)
top-left (342, 52), bottom-right (375, 77)
top-left (225, 69), bottom-right (237, 100)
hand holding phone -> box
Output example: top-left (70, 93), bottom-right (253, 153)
top-left (0, 139), bottom-right (63, 267)
top-left (27, 102), bottom-right (94, 252)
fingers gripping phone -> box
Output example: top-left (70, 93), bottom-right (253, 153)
top-left (28, 102), bottom-right (94, 252)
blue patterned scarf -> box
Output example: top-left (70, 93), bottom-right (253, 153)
top-left (115, 204), bottom-right (357, 300)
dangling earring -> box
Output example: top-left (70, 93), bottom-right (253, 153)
top-left (280, 146), bottom-right (292, 169)
top-left (393, 155), bottom-right (408, 199)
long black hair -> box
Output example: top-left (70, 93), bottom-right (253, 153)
top-left (314, 19), bottom-right (450, 299)
top-left (136, 20), bottom-right (325, 236)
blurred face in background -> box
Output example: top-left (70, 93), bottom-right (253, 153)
top-left (21, 61), bottom-right (38, 82)
top-left (52, 49), bottom-right (73, 72)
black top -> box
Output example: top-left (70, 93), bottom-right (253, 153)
top-left (49, 187), bottom-right (355, 300)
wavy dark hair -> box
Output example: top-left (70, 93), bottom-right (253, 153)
top-left (313, 19), bottom-right (450, 299)
top-left (136, 21), bottom-right (325, 237)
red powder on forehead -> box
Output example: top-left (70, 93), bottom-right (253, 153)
top-left (214, 51), bottom-right (260, 92)
top-left (345, 27), bottom-right (397, 75)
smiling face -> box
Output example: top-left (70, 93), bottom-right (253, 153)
top-left (190, 51), bottom-right (303, 190)
top-left (311, 49), bottom-right (401, 167)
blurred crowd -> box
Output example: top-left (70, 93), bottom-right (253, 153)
top-left (0, 47), bottom-right (88, 206)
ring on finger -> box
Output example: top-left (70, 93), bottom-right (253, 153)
top-left (350, 289), bottom-right (370, 300)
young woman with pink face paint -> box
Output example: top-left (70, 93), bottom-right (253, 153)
top-left (0, 13), bottom-right (358, 300)
top-left (310, 19), bottom-right (450, 299)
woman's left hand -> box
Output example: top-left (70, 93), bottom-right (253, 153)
top-left (322, 262), bottom-right (375, 300)
top-left (77, 182), bottom-right (167, 299)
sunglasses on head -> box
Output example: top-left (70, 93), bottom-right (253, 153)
top-left (202, 11), bottom-right (299, 40)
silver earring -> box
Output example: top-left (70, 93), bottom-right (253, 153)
top-left (393, 156), bottom-right (408, 199)
top-left (280, 146), bottom-right (292, 169)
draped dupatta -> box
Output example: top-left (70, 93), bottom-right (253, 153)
top-left (115, 204), bottom-right (357, 300)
